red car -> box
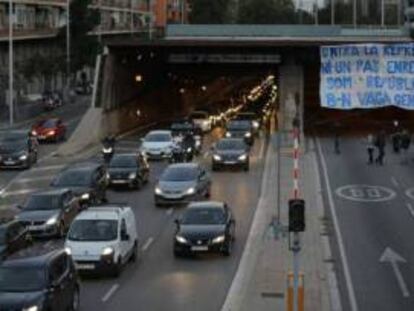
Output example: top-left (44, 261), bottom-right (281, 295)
top-left (31, 118), bottom-right (66, 142)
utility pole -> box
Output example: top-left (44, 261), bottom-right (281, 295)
top-left (8, 0), bottom-right (13, 127)
top-left (66, 0), bottom-right (71, 94)
top-left (353, 0), bottom-right (357, 28)
top-left (331, 0), bottom-right (335, 25)
top-left (98, 0), bottom-right (102, 44)
top-left (148, 0), bottom-right (153, 40)
top-left (181, 0), bottom-right (185, 24)
top-left (381, 0), bottom-right (385, 27)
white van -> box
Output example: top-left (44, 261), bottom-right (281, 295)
top-left (65, 204), bottom-right (138, 277)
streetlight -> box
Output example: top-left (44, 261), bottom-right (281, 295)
top-left (66, 0), bottom-right (71, 95)
top-left (8, 0), bottom-right (13, 126)
top-left (135, 74), bottom-right (143, 83)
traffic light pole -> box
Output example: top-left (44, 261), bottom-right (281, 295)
top-left (292, 233), bottom-right (301, 311)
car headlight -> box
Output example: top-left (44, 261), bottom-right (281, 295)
top-left (47, 130), bottom-right (56, 136)
top-left (101, 247), bottom-right (114, 256)
top-left (238, 154), bottom-right (247, 161)
top-left (186, 187), bottom-right (196, 195)
top-left (46, 216), bottom-right (58, 226)
top-left (202, 120), bottom-right (209, 126)
top-left (19, 153), bottom-right (28, 161)
top-left (103, 147), bottom-right (113, 153)
top-left (175, 235), bottom-right (188, 244)
top-left (195, 140), bottom-right (201, 147)
top-left (213, 154), bottom-right (222, 161)
top-left (253, 121), bottom-right (259, 128)
top-left (23, 306), bottom-right (39, 311)
top-left (31, 130), bottom-right (37, 136)
top-left (81, 193), bottom-right (90, 200)
top-left (245, 132), bottom-right (252, 138)
top-left (212, 235), bottom-right (226, 244)
top-left (225, 132), bottom-right (232, 137)
top-left (65, 246), bottom-right (72, 255)
top-left (106, 173), bottom-right (110, 179)
top-left (186, 147), bottom-right (192, 153)
top-left (129, 172), bottom-right (137, 179)
top-left (155, 187), bottom-right (162, 195)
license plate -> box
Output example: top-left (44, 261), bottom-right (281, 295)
top-left (112, 180), bottom-right (127, 184)
top-left (4, 160), bottom-right (15, 165)
top-left (191, 246), bottom-right (208, 251)
top-left (38, 135), bottom-right (46, 139)
top-left (75, 263), bottom-right (95, 270)
top-left (224, 161), bottom-right (237, 164)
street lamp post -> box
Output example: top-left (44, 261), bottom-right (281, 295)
top-left (66, 0), bottom-right (71, 95)
top-left (8, 0), bottom-right (13, 127)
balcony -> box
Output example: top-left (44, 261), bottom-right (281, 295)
top-left (89, 0), bottom-right (147, 14)
top-left (0, 27), bottom-right (59, 41)
top-left (0, 0), bottom-right (68, 7)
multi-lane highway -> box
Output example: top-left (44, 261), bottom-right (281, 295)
top-left (0, 123), bottom-right (269, 310)
top-left (317, 136), bottom-right (414, 311)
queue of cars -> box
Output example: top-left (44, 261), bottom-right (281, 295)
top-left (0, 99), bottom-right (271, 310)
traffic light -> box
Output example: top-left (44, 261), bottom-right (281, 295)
top-left (289, 199), bottom-right (305, 232)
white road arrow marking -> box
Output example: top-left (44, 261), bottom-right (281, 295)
top-left (380, 247), bottom-right (410, 298)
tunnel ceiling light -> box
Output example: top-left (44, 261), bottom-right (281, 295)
top-left (201, 86), bottom-right (207, 91)
top-left (135, 75), bottom-right (143, 83)
top-left (179, 88), bottom-right (185, 94)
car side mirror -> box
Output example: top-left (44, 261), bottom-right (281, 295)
top-left (121, 232), bottom-right (130, 241)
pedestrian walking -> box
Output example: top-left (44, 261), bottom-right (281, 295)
top-left (334, 132), bottom-right (340, 154)
top-left (366, 134), bottom-right (375, 164)
top-left (375, 131), bottom-right (386, 165)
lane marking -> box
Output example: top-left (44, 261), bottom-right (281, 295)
top-left (142, 237), bottom-right (154, 252)
top-left (31, 164), bottom-right (65, 172)
top-left (101, 284), bottom-right (120, 303)
top-left (391, 177), bottom-right (399, 187)
top-left (335, 185), bottom-right (396, 203)
top-left (258, 138), bottom-right (265, 159)
top-left (316, 138), bottom-right (359, 311)
top-left (166, 208), bottom-right (173, 216)
top-left (405, 203), bottom-right (414, 218)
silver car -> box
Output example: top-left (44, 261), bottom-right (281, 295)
top-left (154, 163), bottom-right (211, 206)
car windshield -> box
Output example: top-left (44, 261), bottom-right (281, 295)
top-left (217, 140), bottom-right (246, 150)
top-left (53, 170), bottom-right (91, 187)
top-left (227, 121), bottom-right (251, 130)
top-left (0, 267), bottom-right (45, 292)
top-left (110, 155), bottom-right (136, 168)
top-left (191, 112), bottom-right (208, 119)
top-left (68, 219), bottom-right (118, 241)
top-left (23, 194), bottom-right (61, 211)
top-left (182, 208), bottom-right (226, 225)
top-left (145, 133), bottom-right (171, 142)
top-left (161, 167), bottom-right (198, 182)
top-left (0, 139), bottom-right (26, 152)
top-left (171, 123), bottom-right (192, 131)
top-left (39, 119), bottom-right (57, 128)
top-left (237, 113), bottom-right (256, 120)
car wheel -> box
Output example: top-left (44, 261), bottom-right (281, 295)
top-left (223, 239), bottom-right (233, 257)
top-left (112, 257), bottom-right (122, 278)
top-left (244, 163), bottom-right (249, 172)
top-left (212, 164), bottom-right (218, 172)
top-left (70, 286), bottom-right (80, 311)
top-left (173, 249), bottom-right (182, 258)
top-left (130, 241), bottom-right (139, 263)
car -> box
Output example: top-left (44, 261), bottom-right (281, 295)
top-left (154, 163), bottom-right (211, 206)
top-left (140, 130), bottom-right (174, 160)
top-left (17, 189), bottom-right (81, 238)
top-left (212, 138), bottom-right (250, 171)
top-left (107, 153), bottom-right (150, 189)
top-left (225, 120), bottom-right (254, 146)
top-left (31, 118), bottom-right (66, 142)
top-left (235, 112), bottom-right (261, 134)
top-left (0, 247), bottom-right (80, 311)
top-left (173, 201), bottom-right (236, 257)
top-left (190, 111), bottom-right (212, 133)
top-left (51, 162), bottom-right (107, 207)
top-left (65, 205), bottom-right (139, 277)
top-left (0, 130), bottom-right (37, 169)
top-left (0, 220), bottom-right (32, 260)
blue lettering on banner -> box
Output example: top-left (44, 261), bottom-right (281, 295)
top-left (320, 43), bottom-right (414, 110)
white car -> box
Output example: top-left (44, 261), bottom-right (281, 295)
top-left (190, 111), bottom-right (211, 133)
top-left (65, 205), bottom-right (139, 277)
top-left (140, 130), bottom-right (174, 160)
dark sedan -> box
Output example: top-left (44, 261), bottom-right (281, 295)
top-left (0, 131), bottom-right (37, 169)
top-left (51, 163), bottom-right (107, 207)
top-left (0, 221), bottom-right (32, 260)
top-left (17, 189), bottom-right (80, 238)
top-left (154, 163), bottom-right (211, 206)
top-left (212, 138), bottom-right (250, 171)
top-left (173, 201), bottom-right (236, 257)
top-left (107, 153), bottom-right (150, 189)
top-left (225, 120), bottom-right (254, 146)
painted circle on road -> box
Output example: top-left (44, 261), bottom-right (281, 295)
top-left (404, 188), bottom-right (414, 201)
top-left (335, 184), bottom-right (396, 203)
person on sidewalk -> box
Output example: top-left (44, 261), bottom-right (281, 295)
top-left (366, 134), bottom-right (375, 164)
top-left (375, 131), bottom-right (386, 166)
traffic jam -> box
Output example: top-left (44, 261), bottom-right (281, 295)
top-left (0, 76), bottom-right (276, 311)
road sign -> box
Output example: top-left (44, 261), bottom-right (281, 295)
top-left (335, 184), bottom-right (396, 203)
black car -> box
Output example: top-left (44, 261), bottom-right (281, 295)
top-left (107, 153), bottom-right (150, 189)
top-left (225, 120), bottom-right (254, 146)
top-left (236, 112), bottom-right (261, 134)
top-left (0, 247), bottom-right (80, 311)
top-left (0, 221), bottom-right (32, 260)
top-left (173, 201), bottom-right (236, 257)
top-left (51, 162), bottom-right (107, 207)
top-left (212, 138), bottom-right (250, 171)
top-left (0, 130), bottom-right (37, 169)
top-left (17, 189), bottom-right (81, 238)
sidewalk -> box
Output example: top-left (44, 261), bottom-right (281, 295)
top-left (223, 133), bottom-right (338, 311)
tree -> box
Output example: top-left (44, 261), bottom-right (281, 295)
top-left (189, 0), bottom-right (231, 24)
top-left (57, 0), bottom-right (100, 77)
top-left (238, 0), bottom-right (297, 24)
